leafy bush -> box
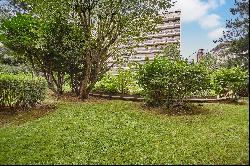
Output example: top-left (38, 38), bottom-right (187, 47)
top-left (93, 68), bottom-right (142, 95)
top-left (116, 68), bottom-right (142, 94)
top-left (211, 67), bottom-right (248, 99)
top-left (0, 73), bottom-right (47, 108)
top-left (93, 74), bottom-right (118, 94)
top-left (137, 57), bottom-right (211, 107)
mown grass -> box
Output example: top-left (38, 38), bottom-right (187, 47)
top-left (0, 100), bottom-right (249, 165)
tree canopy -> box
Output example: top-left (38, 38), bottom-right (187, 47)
top-left (0, 0), bottom-right (173, 98)
top-left (216, 0), bottom-right (249, 70)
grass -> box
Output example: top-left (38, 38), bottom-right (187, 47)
top-left (0, 99), bottom-right (249, 165)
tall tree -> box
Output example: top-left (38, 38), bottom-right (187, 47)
top-left (216, 0), bottom-right (249, 70)
top-left (19, 0), bottom-right (173, 99)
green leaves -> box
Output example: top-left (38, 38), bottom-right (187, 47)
top-left (215, 0), bottom-right (249, 70)
top-left (211, 67), bottom-right (248, 99)
top-left (0, 13), bottom-right (85, 95)
top-left (137, 57), bottom-right (211, 107)
top-left (1, 0), bottom-right (173, 98)
top-left (93, 68), bottom-right (142, 95)
top-left (0, 73), bottom-right (47, 108)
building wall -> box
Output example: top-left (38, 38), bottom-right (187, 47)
top-left (210, 42), bottom-right (236, 66)
top-left (108, 10), bottom-right (181, 74)
top-left (196, 49), bottom-right (205, 63)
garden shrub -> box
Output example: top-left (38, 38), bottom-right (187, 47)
top-left (211, 67), bottom-right (248, 100)
top-left (137, 57), bottom-right (211, 107)
top-left (93, 73), bottom-right (118, 94)
top-left (93, 68), bottom-right (142, 95)
top-left (0, 73), bottom-right (47, 108)
top-left (116, 68), bottom-right (142, 94)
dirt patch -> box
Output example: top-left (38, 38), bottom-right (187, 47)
top-left (0, 104), bottom-right (57, 127)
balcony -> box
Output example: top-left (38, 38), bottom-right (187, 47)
top-left (135, 49), bottom-right (162, 54)
top-left (157, 24), bottom-right (175, 30)
top-left (174, 23), bottom-right (180, 27)
top-left (163, 17), bottom-right (177, 21)
top-left (167, 40), bottom-right (179, 43)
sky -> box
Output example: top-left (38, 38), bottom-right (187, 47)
top-left (172, 0), bottom-right (236, 60)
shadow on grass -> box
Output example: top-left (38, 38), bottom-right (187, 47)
top-left (0, 104), bottom-right (57, 127)
top-left (139, 103), bottom-right (211, 116)
top-left (220, 100), bottom-right (248, 105)
top-left (51, 92), bottom-right (109, 103)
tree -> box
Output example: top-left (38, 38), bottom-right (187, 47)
top-left (199, 52), bottom-right (218, 70)
top-left (0, 14), bottom-right (85, 95)
top-left (215, 0), bottom-right (249, 70)
top-left (18, 0), bottom-right (173, 99)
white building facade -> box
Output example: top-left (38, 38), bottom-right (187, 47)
top-left (108, 10), bottom-right (181, 74)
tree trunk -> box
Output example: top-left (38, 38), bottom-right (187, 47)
top-left (43, 71), bottom-right (57, 94)
top-left (80, 87), bottom-right (90, 99)
top-left (80, 52), bottom-right (92, 100)
top-left (51, 71), bottom-right (64, 96)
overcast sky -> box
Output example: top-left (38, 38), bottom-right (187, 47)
top-left (172, 0), bottom-right (235, 60)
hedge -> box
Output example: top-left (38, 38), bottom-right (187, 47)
top-left (0, 73), bottom-right (47, 108)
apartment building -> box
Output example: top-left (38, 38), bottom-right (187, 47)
top-left (108, 10), bottom-right (181, 74)
top-left (210, 42), bottom-right (237, 64)
top-left (196, 49), bottom-right (205, 63)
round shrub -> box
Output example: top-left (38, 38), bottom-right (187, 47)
top-left (137, 57), bottom-right (211, 107)
top-left (211, 67), bottom-right (248, 100)
top-left (0, 73), bottom-right (47, 108)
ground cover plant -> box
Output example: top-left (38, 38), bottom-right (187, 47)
top-left (0, 99), bottom-right (248, 165)
top-left (0, 0), bottom-right (248, 165)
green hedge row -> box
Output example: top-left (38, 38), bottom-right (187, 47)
top-left (0, 73), bottom-right (47, 108)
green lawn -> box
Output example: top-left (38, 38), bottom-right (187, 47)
top-left (0, 100), bottom-right (249, 165)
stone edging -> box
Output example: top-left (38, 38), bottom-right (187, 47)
top-left (89, 93), bottom-right (230, 103)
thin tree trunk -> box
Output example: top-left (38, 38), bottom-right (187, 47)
top-left (80, 52), bottom-right (92, 99)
